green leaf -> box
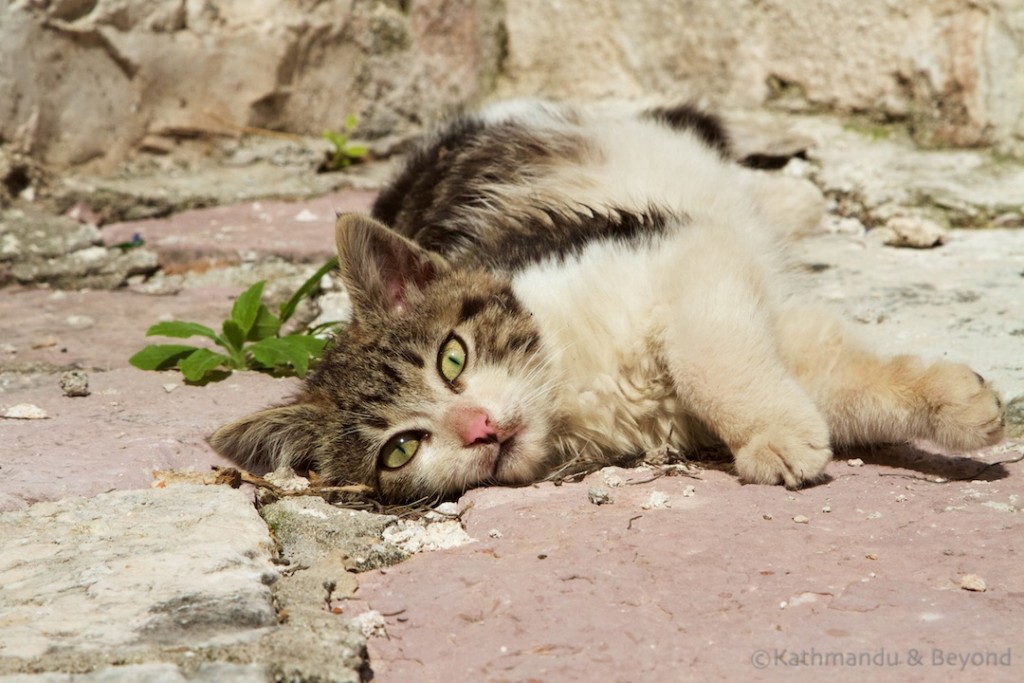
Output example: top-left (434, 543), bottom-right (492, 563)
top-left (247, 304), bottom-right (281, 341)
top-left (178, 348), bottom-right (231, 383)
top-left (279, 334), bottom-right (328, 354)
top-left (221, 319), bottom-right (245, 353)
top-left (145, 321), bottom-right (221, 343)
top-left (249, 336), bottom-right (321, 377)
top-left (323, 130), bottom-right (347, 149)
top-left (306, 320), bottom-right (343, 337)
top-left (231, 281), bottom-right (265, 336)
top-left (129, 344), bottom-right (199, 371)
top-left (344, 114), bottom-right (358, 131)
top-left (344, 144), bottom-right (368, 159)
top-left (279, 258), bottom-right (338, 324)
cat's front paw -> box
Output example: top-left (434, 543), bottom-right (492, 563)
top-left (917, 362), bottom-right (1004, 451)
top-left (734, 424), bottom-right (832, 489)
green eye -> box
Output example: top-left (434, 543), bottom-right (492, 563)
top-left (379, 432), bottom-right (424, 470)
top-left (438, 335), bottom-right (467, 383)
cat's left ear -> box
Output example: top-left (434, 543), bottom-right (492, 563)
top-left (335, 213), bottom-right (449, 317)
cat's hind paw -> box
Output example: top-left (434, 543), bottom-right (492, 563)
top-left (733, 427), bottom-right (832, 489)
top-left (917, 362), bottom-right (1005, 452)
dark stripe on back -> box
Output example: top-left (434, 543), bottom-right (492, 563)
top-left (372, 115), bottom-right (488, 231)
top-left (478, 207), bottom-right (676, 272)
top-left (643, 104), bottom-right (731, 158)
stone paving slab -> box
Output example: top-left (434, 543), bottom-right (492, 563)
top-left (1, 177), bottom-right (1023, 680)
top-left (0, 367), bottom-right (295, 511)
top-left (101, 189), bottom-right (376, 268)
top-left (0, 485), bottom-right (277, 661)
top-left (0, 663), bottom-right (270, 683)
top-left (355, 453), bottom-right (1024, 682)
top-left (792, 228), bottom-right (1024, 399)
top-left (0, 484), bottom-right (372, 682)
top-left (2, 285), bottom-right (245, 375)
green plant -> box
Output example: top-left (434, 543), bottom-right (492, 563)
top-left (322, 115), bottom-right (368, 171)
top-left (130, 259), bottom-right (339, 383)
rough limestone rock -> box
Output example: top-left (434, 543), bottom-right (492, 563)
top-left (498, 0), bottom-right (1024, 152)
top-left (0, 207), bottom-right (157, 288)
top-left (6, 0), bottom-right (1024, 171)
top-left (0, 485), bottom-right (278, 661)
top-left (261, 495), bottom-right (408, 572)
top-left (0, 663), bottom-right (272, 682)
top-left (787, 115), bottom-right (1024, 228)
top-left (1, 0), bottom-right (505, 168)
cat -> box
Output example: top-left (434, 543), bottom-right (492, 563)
top-left (210, 99), bottom-right (1005, 503)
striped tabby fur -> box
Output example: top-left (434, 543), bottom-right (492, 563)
top-left (211, 99), bottom-right (1005, 503)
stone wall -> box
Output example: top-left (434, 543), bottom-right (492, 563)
top-left (3, 0), bottom-right (1023, 170)
top-left (497, 0), bottom-right (1024, 151)
top-left (0, 0), bottom-right (504, 168)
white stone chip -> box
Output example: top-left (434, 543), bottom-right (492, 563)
top-left (641, 490), bottom-right (671, 510)
top-left (960, 574), bottom-right (987, 592)
top-left (382, 519), bottom-right (475, 553)
top-left (351, 610), bottom-right (388, 638)
top-left (2, 403), bottom-right (49, 419)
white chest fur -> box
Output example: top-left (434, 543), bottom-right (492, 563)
top-left (512, 233), bottom-right (705, 460)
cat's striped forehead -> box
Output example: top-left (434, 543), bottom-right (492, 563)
top-left (310, 268), bottom-right (542, 426)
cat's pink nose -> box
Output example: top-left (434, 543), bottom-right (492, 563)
top-left (454, 408), bottom-right (499, 447)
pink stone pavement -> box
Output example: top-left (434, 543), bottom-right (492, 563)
top-left (2, 189), bottom-right (1022, 681)
top-left (356, 455), bottom-right (1023, 681)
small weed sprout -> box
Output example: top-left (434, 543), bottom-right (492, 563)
top-left (130, 259), bottom-right (340, 383)
top-left (321, 115), bottom-right (368, 171)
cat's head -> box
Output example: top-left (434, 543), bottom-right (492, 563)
top-left (210, 214), bottom-right (559, 503)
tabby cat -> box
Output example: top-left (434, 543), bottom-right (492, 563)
top-left (210, 99), bottom-right (1005, 503)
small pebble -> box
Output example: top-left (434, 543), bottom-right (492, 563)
top-left (882, 214), bottom-right (947, 249)
top-left (59, 370), bottom-right (90, 397)
top-left (792, 515), bottom-right (810, 524)
top-left (681, 485), bottom-right (696, 497)
top-left (433, 502), bottom-right (460, 517)
top-left (587, 487), bottom-right (614, 505)
top-left (762, 513), bottom-right (773, 521)
top-left (488, 528), bottom-right (503, 539)
top-left (960, 574), bottom-right (987, 592)
top-left (821, 504), bottom-right (832, 513)
top-left (351, 610), bottom-right (388, 638)
top-left (2, 403), bottom-right (50, 419)
top-left (31, 337), bottom-right (57, 349)
top-left (65, 315), bottom-right (95, 329)
top-left (162, 383), bottom-right (180, 393)
top-left (642, 490), bottom-right (671, 510)
top-left (600, 468), bottom-right (625, 487)
top-left (895, 494), bottom-right (909, 503)
top-left (847, 458), bottom-right (865, 467)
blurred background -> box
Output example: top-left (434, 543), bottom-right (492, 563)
top-left (3, 0), bottom-right (1023, 172)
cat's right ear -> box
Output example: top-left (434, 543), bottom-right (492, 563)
top-left (335, 213), bottom-right (449, 317)
top-left (208, 402), bottom-right (328, 474)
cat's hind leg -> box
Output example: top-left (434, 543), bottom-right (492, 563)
top-left (775, 306), bottom-right (1005, 452)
